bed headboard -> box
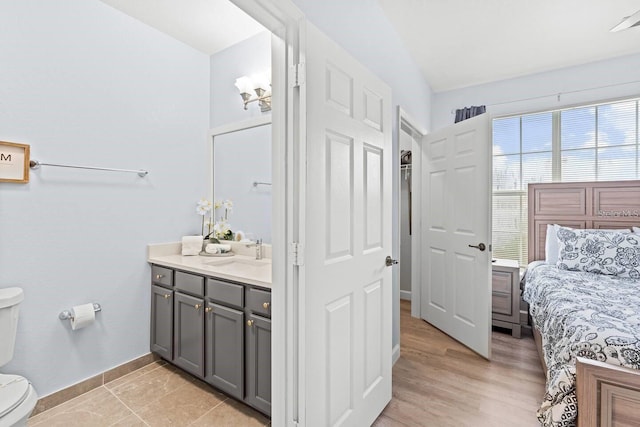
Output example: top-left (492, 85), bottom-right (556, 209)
top-left (527, 180), bottom-right (640, 263)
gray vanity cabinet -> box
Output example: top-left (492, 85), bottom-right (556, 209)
top-left (246, 313), bottom-right (271, 415)
top-left (150, 284), bottom-right (173, 360)
top-left (150, 264), bottom-right (271, 416)
top-left (205, 302), bottom-right (244, 400)
top-left (173, 292), bottom-right (205, 377)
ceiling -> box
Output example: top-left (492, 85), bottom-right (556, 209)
top-left (100, 0), bottom-right (640, 93)
top-left (378, 0), bottom-right (640, 92)
top-left (99, 0), bottom-right (266, 55)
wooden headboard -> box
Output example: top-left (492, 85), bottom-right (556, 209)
top-left (527, 180), bottom-right (640, 263)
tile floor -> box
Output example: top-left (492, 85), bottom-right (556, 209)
top-left (27, 361), bottom-right (270, 426)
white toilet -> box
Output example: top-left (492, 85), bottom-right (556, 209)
top-left (0, 288), bottom-right (38, 427)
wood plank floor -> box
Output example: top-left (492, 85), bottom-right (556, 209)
top-left (376, 300), bottom-right (546, 427)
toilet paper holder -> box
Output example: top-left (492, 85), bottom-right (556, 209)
top-left (59, 303), bottom-right (102, 321)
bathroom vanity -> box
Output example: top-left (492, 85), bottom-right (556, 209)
top-left (147, 243), bottom-right (271, 416)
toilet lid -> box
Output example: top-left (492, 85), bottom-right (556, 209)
top-left (0, 374), bottom-right (30, 418)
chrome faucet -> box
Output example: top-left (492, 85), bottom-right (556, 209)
top-left (246, 239), bottom-right (263, 260)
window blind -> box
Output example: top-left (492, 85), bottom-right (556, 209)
top-left (492, 99), bottom-right (640, 266)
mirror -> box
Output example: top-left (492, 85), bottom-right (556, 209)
top-left (212, 120), bottom-right (272, 243)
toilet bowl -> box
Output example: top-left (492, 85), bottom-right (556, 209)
top-left (0, 288), bottom-right (37, 427)
top-left (0, 375), bottom-right (37, 427)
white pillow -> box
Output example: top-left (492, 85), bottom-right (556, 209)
top-left (545, 224), bottom-right (631, 264)
top-left (556, 227), bottom-right (640, 278)
top-left (545, 224), bottom-right (560, 264)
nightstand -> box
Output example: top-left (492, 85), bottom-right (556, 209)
top-left (491, 258), bottom-right (521, 338)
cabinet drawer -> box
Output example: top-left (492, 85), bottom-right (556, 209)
top-left (206, 278), bottom-right (244, 309)
top-left (492, 271), bottom-right (513, 294)
top-left (492, 292), bottom-right (512, 316)
top-left (246, 288), bottom-right (271, 317)
top-left (152, 266), bottom-right (173, 287)
top-left (175, 271), bottom-right (204, 296)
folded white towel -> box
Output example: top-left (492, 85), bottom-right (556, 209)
top-left (182, 235), bottom-right (203, 256)
top-left (204, 244), bottom-right (219, 254)
top-left (206, 243), bottom-right (231, 254)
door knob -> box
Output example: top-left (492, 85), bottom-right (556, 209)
top-left (468, 243), bottom-right (486, 251)
top-left (385, 256), bottom-right (398, 267)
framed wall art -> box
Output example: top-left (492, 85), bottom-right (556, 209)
top-left (0, 141), bottom-right (30, 183)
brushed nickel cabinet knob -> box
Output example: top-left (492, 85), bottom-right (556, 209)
top-left (263, 302), bottom-right (270, 309)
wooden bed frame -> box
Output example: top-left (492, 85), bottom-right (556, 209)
top-left (527, 180), bottom-right (640, 427)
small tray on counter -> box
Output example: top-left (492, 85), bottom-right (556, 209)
top-left (198, 251), bottom-right (235, 257)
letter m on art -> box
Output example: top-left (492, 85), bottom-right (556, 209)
top-left (0, 153), bottom-right (11, 162)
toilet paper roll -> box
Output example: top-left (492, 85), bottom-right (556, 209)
top-left (70, 303), bottom-right (95, 330)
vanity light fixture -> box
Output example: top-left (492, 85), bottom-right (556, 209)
top-left (234, 72), bottom-right (272, 112)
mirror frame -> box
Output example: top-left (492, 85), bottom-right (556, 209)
top-left (209, 115), bottom-right (272, 241)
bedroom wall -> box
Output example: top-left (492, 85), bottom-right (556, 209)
top-left (431, 52), bottom-right (640, 130)
top-left (292, 0), bottom-right (434, 353)
top-left (0, 0), bottom-right (210, 397)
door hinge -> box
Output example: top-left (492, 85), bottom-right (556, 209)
top-left (290, 63), bottom-right (305, 88)
top-left (290, 242), bottom-right (305, 266)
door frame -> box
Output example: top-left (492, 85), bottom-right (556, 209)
top-left (396, 107), bottom-right (427, 320)
top-left (229, 1), bottom-right (303, 426)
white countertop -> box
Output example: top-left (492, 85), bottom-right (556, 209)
top-left (147, 242), bottom-right (272, 289)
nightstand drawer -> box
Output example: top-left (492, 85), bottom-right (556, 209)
top-left (492, 271), bottom-right (512, 294)
top-left (492, 292), bottom-right (512, 316)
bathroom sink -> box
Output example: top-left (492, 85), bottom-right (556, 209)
top-left (205, 258), bottom-right (271, 278)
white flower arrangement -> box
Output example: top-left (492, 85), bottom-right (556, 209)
top-left (196, 198), bottom-right (234, 240)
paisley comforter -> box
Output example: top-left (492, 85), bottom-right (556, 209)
top-left (522, 261), bottom-right (640, 427)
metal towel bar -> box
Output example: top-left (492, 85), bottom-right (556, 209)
top-left (30, 160), bottom-right (148, 177)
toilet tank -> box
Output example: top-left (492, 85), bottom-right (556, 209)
top-left (0, 287), bottom-right (24, 367)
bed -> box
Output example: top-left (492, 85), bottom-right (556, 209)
top-left (523, 181), bottom-right (640, 427)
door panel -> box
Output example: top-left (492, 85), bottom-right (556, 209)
top-left (303, 22), bottom-right (392, 426)
top-left (150, 284), bottom-right (173, 360)
top-left (421, 114), bottom-right (492, 359)
top-left (173, 292), bottom-right (205, 376)
top-left (246, 313), bottom-right (271, 416)
top-left (205, 302), bottom-right (244, 400)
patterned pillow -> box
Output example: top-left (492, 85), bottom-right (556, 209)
top-left (556, 226), bottom-right (640, 278)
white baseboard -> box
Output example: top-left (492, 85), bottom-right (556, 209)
top-left (400, 290), bottom-right (411, 301)
top-left (392, 344), bottom-right (400, 365)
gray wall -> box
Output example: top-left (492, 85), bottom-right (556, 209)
top-left (210, 32), bottom-right (272, 128)
top-left (432, 52), bottom-right (640, 130)
top-left (209, 32), bottom-right (272, 243)
top-left (0, 0), bottom-right (210, 396)
top-left (291, 0), bottom-right (434, 352)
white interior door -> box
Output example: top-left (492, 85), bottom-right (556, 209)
top-left (301, 22), bottom-right (393, 426)
top-left (420, 114), bottom-right (492, 358)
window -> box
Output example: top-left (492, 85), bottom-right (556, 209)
top-left (492, 99), bottom-right (640, 266)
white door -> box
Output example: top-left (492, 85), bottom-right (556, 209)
top-left (301, 22), bottom-right (393, 426)
top-left (420, 114), bottom-right (492, 358)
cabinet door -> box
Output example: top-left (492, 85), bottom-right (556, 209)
top-left (205, 302), bottom-right (244, 400)
top-left (246, 313), bottom-right (271, 416)
top-left (151, 285), bottom-right (173, 360)
top-left (174, 292), bottom-right (205, 377)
